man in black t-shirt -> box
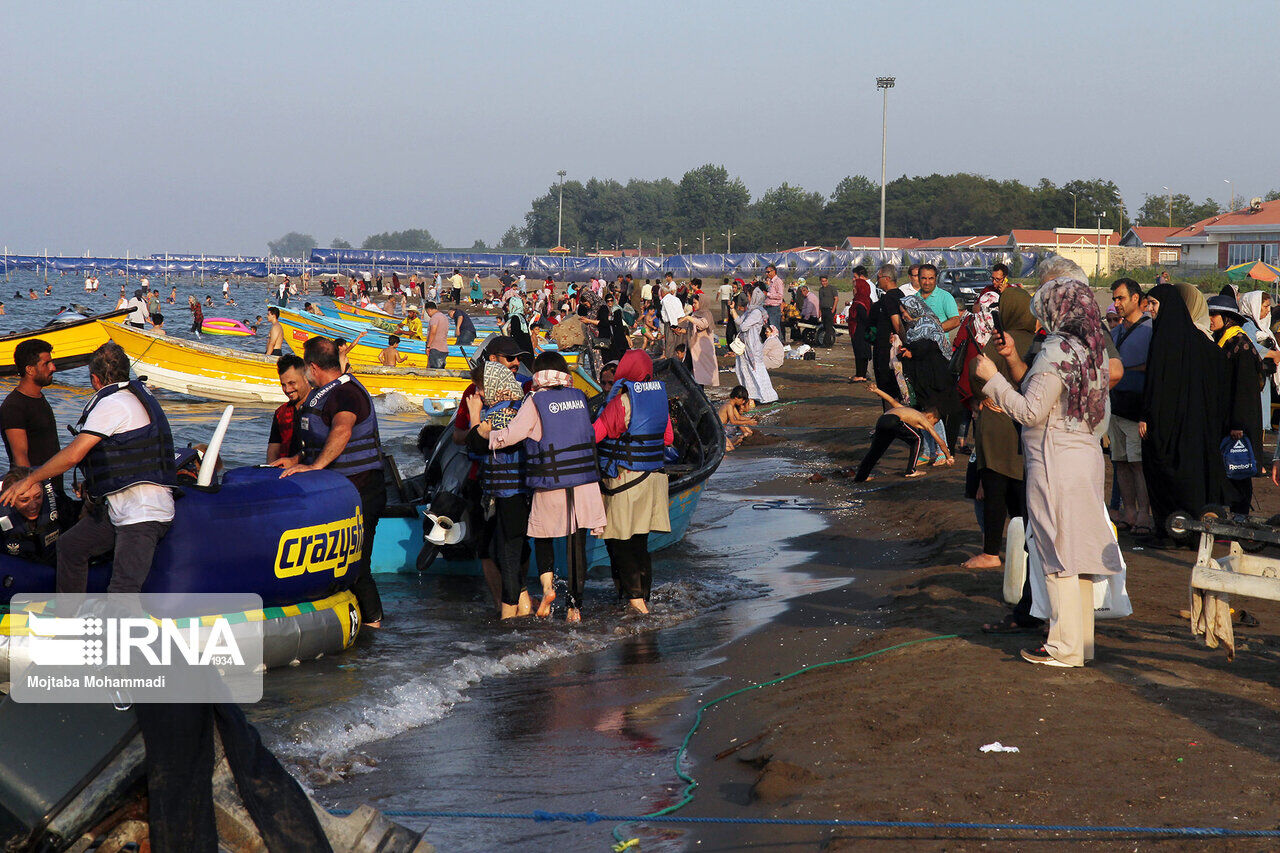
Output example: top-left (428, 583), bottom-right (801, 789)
top-left (1, 339), bottom-right (64, 495)
top-left (871, 265), bottom-right (904, 403)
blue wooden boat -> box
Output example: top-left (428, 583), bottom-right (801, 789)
top-left (369, 357), bottom-right (724, 575)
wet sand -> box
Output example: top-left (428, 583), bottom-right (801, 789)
top-left (670, 339), bottom-right (1280, 851)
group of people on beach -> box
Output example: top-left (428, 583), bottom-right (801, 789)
top-left (835, 254), bottom-right (1280, 669)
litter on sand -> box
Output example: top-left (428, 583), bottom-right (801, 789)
top-left (980, 742), bottom-right (1020, 753)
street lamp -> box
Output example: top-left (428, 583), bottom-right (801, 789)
top-left (876, 76), bottom-right (895, 252)
top-left (556, 170), bottom-right (567, 248)
top-left (723, 229), bottom-right (736, 253)
top-left (1162, 186), bottom-right (1172, 228)
top-left (1224, 178), bottom-right (1234, 211)
top-left (1068, 191), bottom-right (1077, 228)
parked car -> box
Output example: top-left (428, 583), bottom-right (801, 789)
top-left (937, 267), bottom-right (992, 306)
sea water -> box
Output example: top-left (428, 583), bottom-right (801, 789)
top-left (0, 270), bottom-right (847, 851)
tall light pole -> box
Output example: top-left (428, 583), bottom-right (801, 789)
top-left (1068, 191), bottom-right (1077, 228)
top-left (1162, 186), bottom-right (1172, 227)
top-left (723, 228), bottom-right (736, 253)
top-left (1096, 214), bottom-right (1103, 279)
top-left (556, 170), bottom-right (567, 248)
top-left (1224, 178), bottom-right (1234, 211)
top-left (876, 76), bottom-right (895, 252)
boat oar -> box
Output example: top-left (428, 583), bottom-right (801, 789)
top-left (198, 405), bottom-right (235, 487)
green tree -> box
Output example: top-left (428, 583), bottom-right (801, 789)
top-left (266, 232), bottom-right (316, 258)
top-left (1134, 193), bottom-right (1220, 227)
top-left (497, 225), bottom-right (523, 249)
top-left (361, 229), bottom-right (443, 251)
top-left (674, 164), bottom-right (750, 237)
top-left (471, 239), bottom-right (490, 252)
top-left (823, 175), bottom-right (879, 243)
top-left (739, 183), bottom-right (826, 251)
top-left (331, 237), bottom-right (353, 249)
top-left (1264, 189), bottom-right (1280, 202)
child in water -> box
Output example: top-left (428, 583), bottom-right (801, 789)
top-left (854, 386), bottom-right (952, 481)
top-left (719, 385), bottom-right (758, 451)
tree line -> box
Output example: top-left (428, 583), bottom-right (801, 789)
top-left (267, 170), bottom-right (1280, 258)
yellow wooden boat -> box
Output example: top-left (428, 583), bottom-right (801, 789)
top-left (0, 309), bottom-right (131, 375)
top-left (101, 322), bottom-right (472, 407)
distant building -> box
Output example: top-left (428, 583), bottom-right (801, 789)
top-left (840, 236), bottom-right (922, 251)
top-left (1165, 199), bottom-right (1280, 268)
top-left (1120, 227), bottom-right (1183, 266)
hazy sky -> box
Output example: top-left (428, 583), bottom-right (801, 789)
top-left (3, 0), bottom-right (1275, 256)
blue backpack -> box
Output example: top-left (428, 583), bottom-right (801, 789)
top-left (1221, 435), bottom-right (1260, 479)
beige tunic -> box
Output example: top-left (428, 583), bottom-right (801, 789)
top-left (682, 308), bottom-right (720, 387)
top-left (984, 371), bottom-right (1123, 579)
top-left (488, 393), bottom-right (607, 538)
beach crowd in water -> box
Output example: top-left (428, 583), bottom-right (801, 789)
top-left (27, 257), bottom-right (1280, 670)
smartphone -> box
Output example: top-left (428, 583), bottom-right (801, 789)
top-left (991, 307), bottom-right (1005, 341)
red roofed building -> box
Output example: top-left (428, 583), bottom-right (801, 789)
top-left (1165, 199), bottom-right (1280, 268)
top-left (840, 236), bottom-right (922, 250)
top-left (1120, 227), bottom-right (1183, 266)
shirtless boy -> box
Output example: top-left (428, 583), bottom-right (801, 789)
top-left (854, 386), bottom-right (952, 481)
top-left (379, 335), bottom-right (409, 366)
top-left (719, 385), bottom-right (758, 451)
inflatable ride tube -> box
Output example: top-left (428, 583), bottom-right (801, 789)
top-left (0, 466), bottom-right (365, 607)
top-left (54, 310), bottom-right (88, 322)
top-left (202, 317), bottom-right (254, 336)
top-left (0, 589), bottom-right (361, 680)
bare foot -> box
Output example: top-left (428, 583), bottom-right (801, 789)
top-left (961, 553), bottom-right (1003, 569)
top-left (516, 591), bottom-right (533, 617)
top-left (627, 599), bottom-right (649, 615)
top-left (536, 590), bottom-right (556, 618)
top-left (904, 471), bottom-right (926, 478)
top-left (566, 608), bottom-right (582, 624)
top-left (363, 620), bottom-right (382, 629)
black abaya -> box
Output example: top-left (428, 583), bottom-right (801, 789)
top-left (1141, 283), bottom-right (1230, 532)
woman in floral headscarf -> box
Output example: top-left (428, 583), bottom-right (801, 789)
top-left (975, 257), bottom-right (1124, 668)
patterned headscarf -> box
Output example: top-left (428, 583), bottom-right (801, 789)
top-left (1027, 276), bottom-right (1109, 436)
top-left (481, 360), bottom-right (524, 405)
top-left (532, 369), bottom-right (573, 391)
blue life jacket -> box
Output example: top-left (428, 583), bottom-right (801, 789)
top-left (1, 481), bottom-right (60, 565)
top-left (74, 379), bottom-right (176, 499)
top-left (524, 387), bottom-right (599, 491)
top-left (598, 379), bottom-right (669, 478)
top-left (299, 374), bottom-right (382, 478)
top-left (469, 400), bottom-right (528, 498)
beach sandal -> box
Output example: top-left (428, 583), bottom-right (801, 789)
top-left (1114, 520), bottom-right (1133, 532)
top-left (1129, 524), bottom-right (1154, 537)
top-left (981, 615), bottom-right (1042, 635)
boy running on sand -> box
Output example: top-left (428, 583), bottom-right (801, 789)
top-left (719, 385), bottom-right (758, 451)
top-left (854, 386), bottom-right (952, 481)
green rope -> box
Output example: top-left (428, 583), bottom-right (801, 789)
top-left (612, 633), bottom-right (959, 847)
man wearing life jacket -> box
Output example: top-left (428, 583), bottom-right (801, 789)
top-left (591, 350), bottom-right (675, 614)
top-left (474, 351), bottom-right (606, 624)
top-left (274, 336), bottom-right (385, 628)
top-left (0, 468), bottom-right (63, 567)
top-left (0, 343), bottom-right (176, 593)
top-left (266, 354), bottom-right (311, 464)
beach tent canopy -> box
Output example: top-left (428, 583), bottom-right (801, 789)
top-left (1225, 260), bottom-right (1280, 283)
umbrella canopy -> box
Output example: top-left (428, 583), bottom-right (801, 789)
top-left (1225, 260), bottom-right (1280, 283)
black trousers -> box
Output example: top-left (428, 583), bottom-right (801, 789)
top-left (136, 703), bottom-right (332, 853)
top-left (606, 533), bottom-right (651, 601)
top-left (854, 414), bottom-right (922, 481)
top-left (819, 307), bottom-right (835, 347)
top-left (352, 475), bottom-right (386, 623)
top-left (535, 530), bottom-right (589, 610)
top-left (850, 304), bottom-right (872, 375)
top-left (872, 344), bottom-right (898, 401)
top-left (979, 469), bottom-right (1026, 557)
top-left (492, 494), bottom-right (532, 606)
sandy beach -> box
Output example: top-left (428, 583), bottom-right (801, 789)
top-left (655, 338), bottom-right (1280, 851)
